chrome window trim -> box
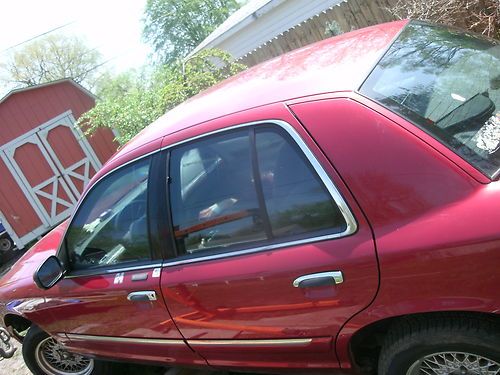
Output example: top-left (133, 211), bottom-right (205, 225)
top-left (66, 333), bottom-right (185, 346)
top-left (61, 119), bottom-right (358, 274)
top-left (64, 262), bottom-right (163, 279)
top-left (163, 119), bottom-right (357, 267)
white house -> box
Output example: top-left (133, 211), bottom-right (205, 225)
top-left (187, 0), bottom-right (395, 65)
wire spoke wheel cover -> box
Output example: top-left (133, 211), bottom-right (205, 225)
top-left (34, 337), bottom-right (94, 375)
top-left (407, 351), bottom-right (500, 375)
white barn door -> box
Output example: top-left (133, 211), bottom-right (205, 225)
top-left (0, 111), bottom-right (102, 231)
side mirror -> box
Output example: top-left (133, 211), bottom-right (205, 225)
top-left (34, 256), bottom-right (64, 290)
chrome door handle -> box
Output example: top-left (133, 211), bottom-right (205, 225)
top-left (127, 291), bottom-right (157, 302)
top-left (293, 271), bottom-right (343, 288)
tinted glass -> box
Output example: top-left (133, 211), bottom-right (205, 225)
top-left (65, 158), bottom-right (151, 270)
top-left (169, 125), bottom-right (349, 257)
top-left (361, 22), bottom-right (500, 177)
top-left (255, 127), bottom-right (347, 239)
top-left (170, 130), bottom-right (266, 254)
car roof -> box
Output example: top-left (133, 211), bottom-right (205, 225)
top-left (111, 20), bottom-right (408, 162)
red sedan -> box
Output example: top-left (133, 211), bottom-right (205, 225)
top-left (1, 20), bottom-right (499, 375)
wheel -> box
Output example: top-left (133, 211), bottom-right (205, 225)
top-left (378, 314), bottom-right (500, 375)
top-left (0, 235), bottom-right (14, 252)
top-left (22, 325), bottom-right (109, 375)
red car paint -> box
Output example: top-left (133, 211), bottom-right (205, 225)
top-left (1, 20), bottom-right (499, 374)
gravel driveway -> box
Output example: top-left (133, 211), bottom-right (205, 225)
top-left (0, 340), bottom-right (31, 375)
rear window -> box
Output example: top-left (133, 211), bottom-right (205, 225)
top-left (361, 22), bottom-right (500, 178)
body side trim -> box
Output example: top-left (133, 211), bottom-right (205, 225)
top-left (187, 338), bottom-right (313, 347)
top-left (66, 333), bottom-right (185, 346)
top-left (66, 334), bottom-right (314, 347)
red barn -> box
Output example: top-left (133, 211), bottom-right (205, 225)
top-left (0, 79), bottom-right (118, 249)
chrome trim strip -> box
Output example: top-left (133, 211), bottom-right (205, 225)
top-left (64, 263), bottom-right (163, 279)
top-left (66, 334), bottom-right (313, 347)
top-left (187, 338), bottom-right (313, 347)
top-left (66, 334), bottom-right (185, 346)
top-left (293, 271), bottom-right (344, 288)
top-left (162, 119), bottom-right (357, 267)
top-left (164, 234), bottom-right (345, 267)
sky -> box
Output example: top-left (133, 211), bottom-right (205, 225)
top-left (0, 0), bottom-right (153, 95)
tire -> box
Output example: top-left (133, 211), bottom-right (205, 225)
top-left (22, 325), bottom-right (110, 375)
top-left (378, 313), bottom-right (500, 375)
top-left (0, 235), bottom-right (14, 252)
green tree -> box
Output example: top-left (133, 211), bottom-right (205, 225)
top-left (80, 49), bottom-right (246, 144)
top-left (143, 0), bottom-right (240, 63)
top-left (0, 34), bottom-right (103, 89)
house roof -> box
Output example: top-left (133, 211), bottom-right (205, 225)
top-left (0, 78), bottom-right (95, 105)
top-left (187, 0), bottom-right (345, 60)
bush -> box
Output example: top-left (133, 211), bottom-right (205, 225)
top-left (390, 0), bottom-right (499, 39)
top-left (79, 49), bottom-right (246, 145)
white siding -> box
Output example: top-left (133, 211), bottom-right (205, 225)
top-left (188, 0), bottom-right (344, 60)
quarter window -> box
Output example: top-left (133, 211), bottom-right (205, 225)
top-left (255, 127), bottom-right (347, 238)
top-left (65, 157), bottom-right (151, 270)
top-left (169, 124), bottom-right (348, 256)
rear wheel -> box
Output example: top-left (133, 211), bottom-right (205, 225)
top-left (378, 314), bottom-right (500, 375)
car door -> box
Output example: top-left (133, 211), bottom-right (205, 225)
top-left (41, 152), bottom-right (205, 366)
top-left (159, 116), bottom-right (378, 371)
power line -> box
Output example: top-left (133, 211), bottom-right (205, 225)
top-left (0, 21), bottom-right (75, 54)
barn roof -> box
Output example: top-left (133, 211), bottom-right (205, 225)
top-left (0, 78), bottom-right (95, 105)
top-left (186, 0), bottom-right (346, 60)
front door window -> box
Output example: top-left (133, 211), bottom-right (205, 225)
top-left (64, 157), bottom-right (151, 270)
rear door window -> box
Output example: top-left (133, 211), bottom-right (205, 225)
top-left (170, 130), bottom-right (266, 254)
top-left (168, 123), bottom-right (352, 258)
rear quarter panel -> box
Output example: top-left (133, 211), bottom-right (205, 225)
top-left (289, 94), bottom-right (500, 368)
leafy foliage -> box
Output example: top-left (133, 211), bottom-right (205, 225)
top-left (0, 34), bottom-right (103, 89)
top-left (143, 0), bottom-right (240, 63)
top-left (79, 49), bottom-right (246, 145)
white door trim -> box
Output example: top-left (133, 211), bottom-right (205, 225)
top-left (0, 110), bottom-right (72, 152)
top-left (37, 113), bottom-right (102, 198)
top-left (3, 133), bottom-right (77, 225)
